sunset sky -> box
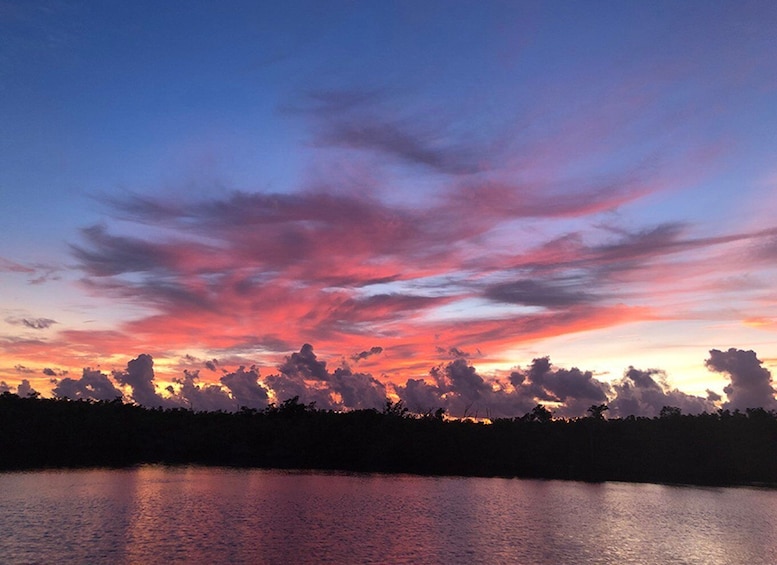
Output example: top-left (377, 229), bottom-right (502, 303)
top-left (2, 1), bottom-right (777, 417)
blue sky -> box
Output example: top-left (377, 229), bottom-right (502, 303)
top-left (2, 1), bottom-right (777, 416)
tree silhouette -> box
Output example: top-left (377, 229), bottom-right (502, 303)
top-left (587, 404), bottom-right (608, 420)
top-left (659, 406), bottom-right (681, 419)
top-left (1, 392), bottom-right (776, 486)
top-left (526, 404), bottom-right (553, 423)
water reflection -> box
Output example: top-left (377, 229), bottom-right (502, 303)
top-left (0, 467), bottom-right (775, 564)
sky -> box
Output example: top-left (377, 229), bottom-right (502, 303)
top-left (2, 1), bottom-right (777, 418)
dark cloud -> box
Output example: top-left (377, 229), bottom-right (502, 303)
top-left (323, 295), bottom-right (448, 327)
top-left (608, 367), bottom-right (715, 418)
top-left (52, 368), bottom-right (123, 402)
top-left (330, 367), bottom-right (386, 410)
top-left (539, 366), bottom-right (609, 407)
top-left (485, 279), bottom-right (596, 308)
top-left (272, 344), bottom-right (387, 410)
top-left (142, 190), bottom-right (430, 266)
top-left (508, 370), bottom-right (525, 387)
top-left (80, 272), bottom-right (217, 313)
top-left (205, 359), bottom-right (219, 372)
top-left (437, 358), bottom-right (490, 404)
top-left (263, 372), bottom-right (335, 409)
top-left (14, 364), bottom-right (35, 374)
top-left (509, 357), bottom-right (611, 418)
top-left (71, 225), bottom-right (180, 277)
top-left (351, 346), bottom-right (383, 362)
top-left (706, 348), bottom-right (777, 411)
top-left (590, 224), bottom-right (777, 274)
top-left (5, 317), bottom-right (57, 330)
top-left (279, 343), bottom-right (329, 381)
top-left (395, 378), bottom-right (446, 414)
top-left (173, 370), bottom-right (236, 412)
top-left (220, 366), bottom-right (269, 410)
top-left (498, 224), bottom-right (777, 305)
top-left (593, 223), bottom-right (688, 265)
top-left (435, 346), bottom-right (471, 359)
top-left (43, 367), bottom-right (68, 377)
top-left (398, 359), bottom-right (540, 419)
top-left (22, 317), bottom-right (57, 329)
top-left (484, 226), bottom-right (690, 306)
top-left (112, 354), bottom-right (177, 409)
top-left (16, 379), bottom-right (36, 397)
top-left (399, 354), bottom-right (714, 420)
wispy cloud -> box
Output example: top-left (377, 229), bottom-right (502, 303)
top-left (5, 317), bottom-right (57, 330)
top-left (60, 179), bottom-right (777, 382)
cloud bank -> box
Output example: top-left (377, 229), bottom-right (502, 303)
top-left (26, 346), bottom-right (777, 419)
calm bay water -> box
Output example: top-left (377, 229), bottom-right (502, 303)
top-left (0, 466), bottom-right (775, 564)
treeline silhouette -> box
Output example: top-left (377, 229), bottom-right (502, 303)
top-left (1, 392), bottom-right (775, 486)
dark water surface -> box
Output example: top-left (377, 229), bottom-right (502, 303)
top-left (0, 466), bottom-right (774, 564)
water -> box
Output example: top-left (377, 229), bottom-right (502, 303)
top-left (0, 466), bottom-right (774, 564)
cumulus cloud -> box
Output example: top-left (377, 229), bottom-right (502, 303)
top-left (503, 357), bottom-right (611, 418)
top-left (397, 358), bottom-right (538, 419)
top-left (112, 354), bottom-right (176, 409)
top-left (706, 348), bottom-right (777, 411)
top-left (268, 344), bottom-right (386, 410)
top-left (279, 343), bottom-right (329, 381)
top-left (330, 366), bottom-right (386, 410)
top-left (396, 354), bottom-right (717, 420)
top-left (522, 358), bottom-right (607, 401)
top-left (263, 372), bottom-right (335, 409)
top-left (16, 379), bottom-right (36, 397)
top-left (608, 367), bottom-right (714, 418)
top-left (395, 378), bottom-right (446, 415)
top-left (12, 344), bottom-right (776, 419)
top-left (173, 370), bottom-right (236, 412)
top-left (52, 368), bottom-right (123, 401)
top-left (434, 358), bottom-right (490, 410)
top-left (220, 366), bottom-right (269, 410)
top-left (264, 346), bottom-right (761, 418)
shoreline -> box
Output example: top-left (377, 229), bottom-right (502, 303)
top-left (2, 393), bottom-right (776, 488)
